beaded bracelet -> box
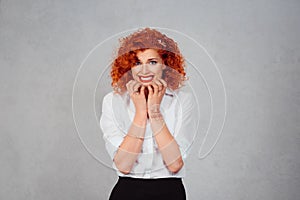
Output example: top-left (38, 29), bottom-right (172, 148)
top-left (126, 134), bottom-right (144, 141)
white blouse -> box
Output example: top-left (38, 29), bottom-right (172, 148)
top-left (100, 87), bottom-right (197, 179)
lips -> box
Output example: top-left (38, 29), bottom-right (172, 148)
top-left (139, 75), bottom-right (154, 83)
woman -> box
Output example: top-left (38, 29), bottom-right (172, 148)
top-left (100, 27), bottom-right (197, 200)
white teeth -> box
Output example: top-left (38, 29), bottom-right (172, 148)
top-left (140, 76), bottom-right (153, 81)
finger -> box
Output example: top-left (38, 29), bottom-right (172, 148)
top-left (154, 79), bottom-right (163, 92)
top-left (159, 78), bottom-right (168, 88)
top-left (126, 80), bottom-right (133, 90)
top-left (147, 85), bottom-right (153, 96)
top-left (133, 82), bottom-right (141, 92)
top-left (140, 85), bottom-right (145, 96)
top-left (127, 80), bottom-right (136, 95)
top-left (162, 84), bottom-right (167, 92)
top-left (151, 82), bottom-right (159, 95)
top-left (126, 80), bottom-right (133, 93)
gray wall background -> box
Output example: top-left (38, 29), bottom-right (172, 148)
top-left (1, 0), bottom-right (299, 199)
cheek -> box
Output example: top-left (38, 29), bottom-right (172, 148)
top-left (153, 69), bottom-right (163, 77)
top-left (147, 65), bottom-right (162, 75)
top-left (131, 69), bottom-right (138, 79)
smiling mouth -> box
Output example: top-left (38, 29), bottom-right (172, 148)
top-left (139, 75), bottom-right (154, 83)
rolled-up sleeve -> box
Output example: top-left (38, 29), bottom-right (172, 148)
top-left (174, 91), bottom-right (198, 161)
top-left (99, 93), bottom-right (125, 161)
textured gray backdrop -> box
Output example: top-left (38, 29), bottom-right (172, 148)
top-left (1, 0), bottom-right (299, 200)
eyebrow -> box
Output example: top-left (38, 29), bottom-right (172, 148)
top-left (147, 57), bottom-right (159, 61)
top-left (136, 57), bottom-right (159, 62)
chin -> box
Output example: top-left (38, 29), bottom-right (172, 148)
top-left (139, 82), bottom-right (152, 86)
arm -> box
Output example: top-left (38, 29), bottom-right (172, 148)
top-left (147, 81), bottom-right (184, 173)
top-left (100, 81), bottom-right (147, 174)
top-left (149, 105), bottom-right (184, 173)
top-left (113, 111), bottom-right (147, 174)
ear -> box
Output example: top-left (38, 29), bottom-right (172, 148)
top-left (162, 64), bottom-right (166, 70)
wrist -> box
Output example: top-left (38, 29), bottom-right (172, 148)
top-left (134, 111), bottom-right (147, 127)
top-left (148, 104), bottom-right (163, 120)
top-left (127, 122), bottom-right (146, 140)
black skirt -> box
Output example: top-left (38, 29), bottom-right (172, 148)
top-left (109, 176), bottom-right (186, 200)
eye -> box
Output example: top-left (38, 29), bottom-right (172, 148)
top-left (135, 61), bottom-right (141, 66)
top-left (149, 60), bottom-right (157, 65)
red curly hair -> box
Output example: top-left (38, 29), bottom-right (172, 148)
top-left (111, 27), bottom-right (187, 94)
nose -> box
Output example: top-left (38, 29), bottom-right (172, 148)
top-left (141, 64), bottom-right (149, 74)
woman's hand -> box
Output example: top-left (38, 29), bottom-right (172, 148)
top-left (147, 78), bottom-right (167, 117)
top-left (126, 80), bottom-right (147, 115)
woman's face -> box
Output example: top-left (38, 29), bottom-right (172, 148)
top-left (131, 49), bottom-right (166, 85)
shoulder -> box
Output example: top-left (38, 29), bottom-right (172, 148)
top-left (102, 91), bottom-right (126, 104)
top-left (174, 86), bottom-right (194, 103)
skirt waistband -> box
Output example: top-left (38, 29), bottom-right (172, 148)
top-left (110, 176), bottom-right (186, 200)
top-left (118, 176), bottom-right (182, 183)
